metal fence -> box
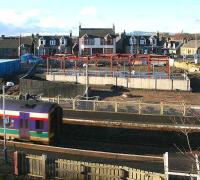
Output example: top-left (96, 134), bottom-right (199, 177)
top-left (14, 151), bottom-right (165, 180)
top-left (50, 70), bottom-right (186, 80)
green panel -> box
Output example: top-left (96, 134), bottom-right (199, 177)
top-left (0, 128), bottom-right (19, 135)
top-left (29, 131), bottom-right (48, 138)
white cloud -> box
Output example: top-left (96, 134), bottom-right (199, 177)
top-left (0, 9), bottom-right (40, 27)
top-left (80, 6), bottom-right (97, 16)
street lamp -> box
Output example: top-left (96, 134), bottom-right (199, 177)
top-left (83, 63), bottom-right (88, 100)
top-left (2, 81), bottom-right (14, 163)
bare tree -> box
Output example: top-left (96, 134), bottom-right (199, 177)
top-left (170, 108), bottom-right (200, 179)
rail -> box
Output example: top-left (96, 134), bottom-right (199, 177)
top-left (48, 70), bottom-right (187, 80)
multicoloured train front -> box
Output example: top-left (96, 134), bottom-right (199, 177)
top-left (0, 99), bottom-right (62, 145)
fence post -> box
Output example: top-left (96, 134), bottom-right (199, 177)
top-left (164, 152), bottom-right (169, 180)
top-left (115, 102), bottom-right (118, 112)
top-left (14, 151), bottom-right (26, 176)
top-left (121, 167), bottom-right (129, 179)
top-left (93, 100), bottom-right (96, 111)
top-left (81, 164), bottom-right (88, 178)
top-left (14, 151), bottom-right (19, 176)
top-left (42, 154), bottom-right (47, 180)
top-left (138, 100), bottom-right (141, 115)
top-left (195, 154), bottom-right (200, 179)
top-left (182, 102), bottom-right (186, 116)
top-left (73, 99), bottom-right (76, 110)
top-left (160, 101), bottom-right (164, 115)
top-left (57, 95), bottom-right (60, 104)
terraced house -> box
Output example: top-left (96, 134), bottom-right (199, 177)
top-left (79, 25), bottom-right (116, 55)
top-left (35, 34), bottom-right (72, 56)
top-left (180, 40), bottom-right (200, 56)
top-left (119, 32), bottom-right (162, 54)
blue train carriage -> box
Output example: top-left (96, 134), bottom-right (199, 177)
top-left (0, 99), bottom-right (62, 145)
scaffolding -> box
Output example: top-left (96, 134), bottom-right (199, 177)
top-left (46, 54), bottom-right (170, 79)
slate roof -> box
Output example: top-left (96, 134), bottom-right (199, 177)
top-left (35, 35), bottom-right (72, 47)
top-left (0, 37), bottom-right (32, 49)
top-left (79, 28), bottom-right (115, 38)
top-left (123, 35), bottom-right (158, 46)
top-left (181, 40), bottom-right (200, 48)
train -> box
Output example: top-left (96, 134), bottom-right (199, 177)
top-left (0, 98), bottom-right (62, 145)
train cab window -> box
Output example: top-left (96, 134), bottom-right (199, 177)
top-left (35, 121), bottom-right (44, 130)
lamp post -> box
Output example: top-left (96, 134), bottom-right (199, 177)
top-left (2, 81), bottom-right (14, 163)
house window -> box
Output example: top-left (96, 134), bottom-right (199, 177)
top-left (92, 48), bottom-right (103, 54)
top-left (60, 38), bottom-right (66, 45)
top-left (132, 37), bottom-right (137, 45)
top-left (100, 38), bottom-right (106, 45)
top-left (35, 120), bottom-right (44, 129)
top-left (50, 40), bottom-right (56, 46)
top-left (83, 48), bottom-right (91, 55)
top-left (150, 38), bottom-right (156, 45)
top-left (104, 48), bottom-right (113, 54)
top-left (106, 37), bottom-right (113, 45)
top-left (40, 39), bottom-right (46, 46)
top-left (101, 38), bottom-right (113, 45)
top-left (140, 38), bottom-right (146, 45)
top-left (83, 38), bottom-right (94, 45)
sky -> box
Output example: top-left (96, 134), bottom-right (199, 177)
top-left (0, 0), bottom-right (200, 35)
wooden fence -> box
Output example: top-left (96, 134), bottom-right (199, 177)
top-left (2, 94), bottom-right (198, 116)
top-left (42, 97), bottom-right (195, 117)
top-left (14, 151), bottom-right (165, 180)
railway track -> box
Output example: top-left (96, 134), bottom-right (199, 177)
top-left (63, 117), bottom-right (200, 132)
top-left (0, 140), bottom-right (163, 163)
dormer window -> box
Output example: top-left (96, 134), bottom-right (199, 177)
top-left (50, 40), bottom-right (56, 46)
top-left (130, 36), bottom-right (137, 45)
top-left (60, 37), bottom-right (67, 46)
top-left (133, 37), bottom-right (137, 45)
top-left (39, 38), bottom-right (46, 46)
top-left (100, 35), bottom-right (113, 45)
top-left (140, 37), bottom-right (146, 45)
top-left (150, 36), bottom-right (157, 45)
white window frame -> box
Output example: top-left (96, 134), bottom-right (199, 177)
top-left (50, 40), bottom-right (56, 46)
top-left (149, 36), bottom-right (157, 46)
top-left (39, 38), bottom-right (46, 46)
top-left (140, 37), bottom-right (145, 45)
top-left (132, 37), bottom-right (137, 45)
top-left (60, 38), bottom-right (67, 46)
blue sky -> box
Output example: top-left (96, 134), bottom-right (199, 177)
top-left (0, 0), bottom-right (200, 35)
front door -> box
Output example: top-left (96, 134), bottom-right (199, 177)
top-left (19, 112), bottom-right (29, 139)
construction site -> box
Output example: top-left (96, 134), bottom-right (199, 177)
top-left (1, 53), bottom-right (200, 179)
